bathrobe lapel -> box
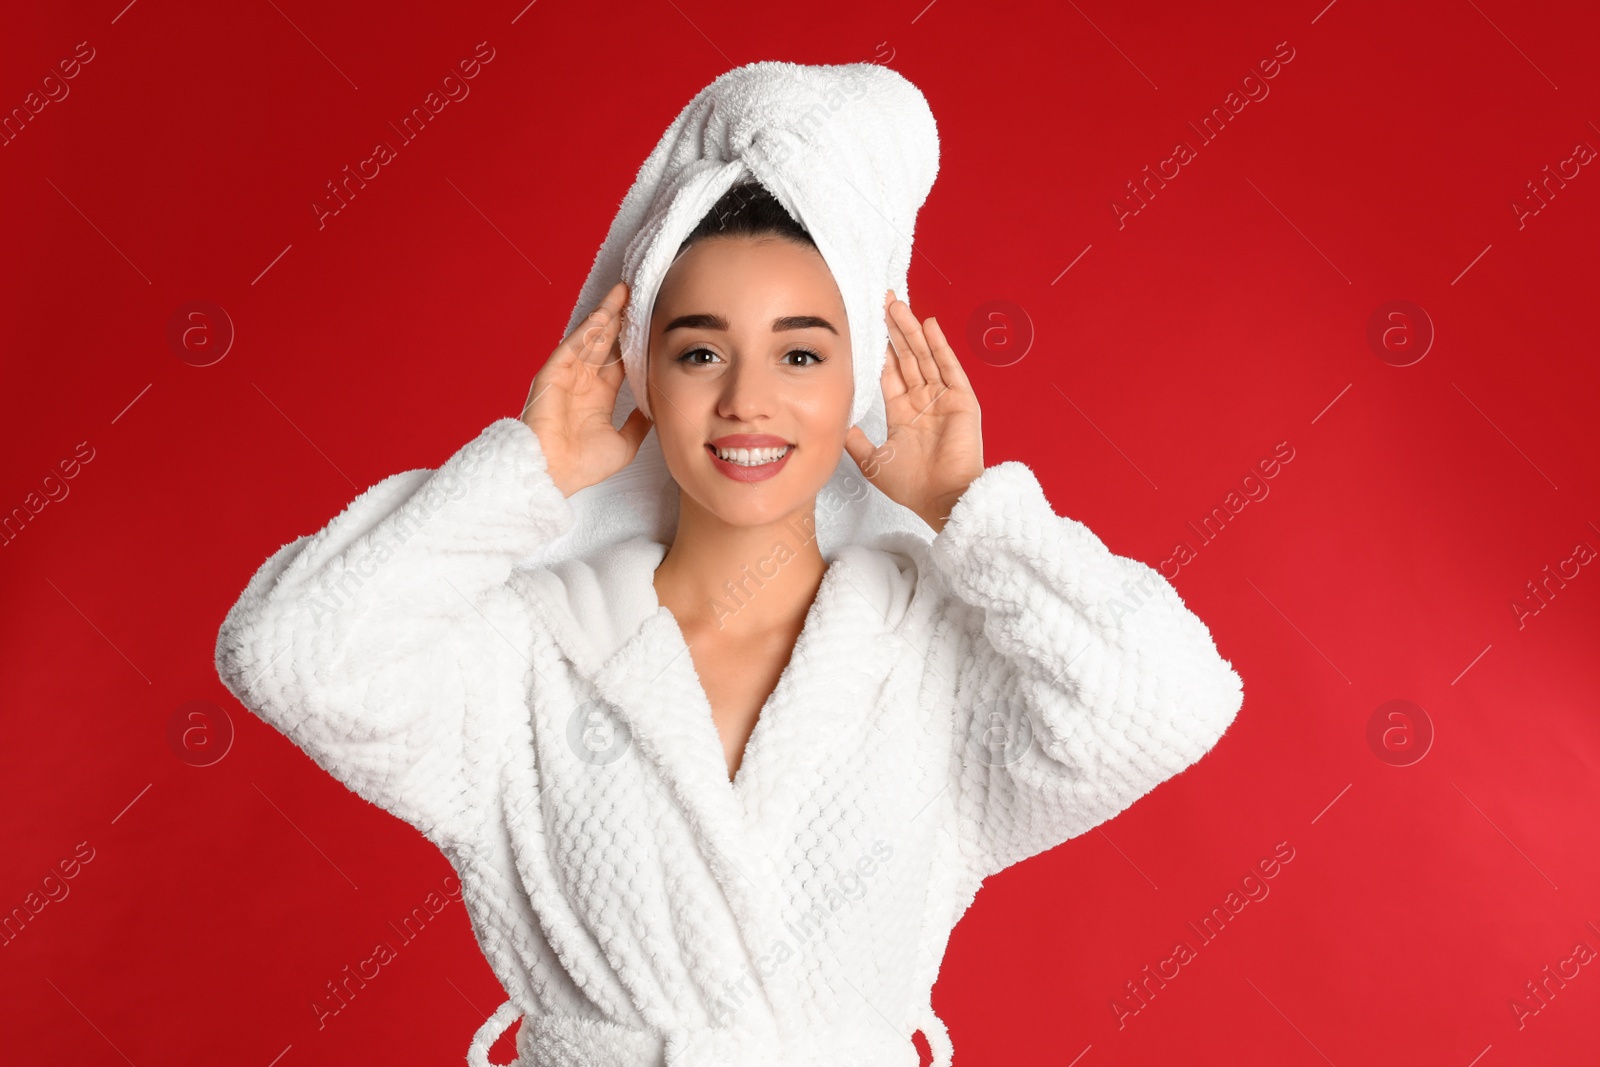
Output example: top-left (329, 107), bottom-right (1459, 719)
top-left (591, 607), bottom-right (758, 898)
top-left (570, 539), bottom-right (902, 977)
top-left (720, 547), bottom-right (903, 843)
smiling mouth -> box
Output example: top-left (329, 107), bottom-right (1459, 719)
top-left (705, 443), bottom-right (794, 467)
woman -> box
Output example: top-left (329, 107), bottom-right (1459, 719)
top-left (545, 184), bottom-right (982, 786)
top-left (215, 65), bottom-right (1243, 1067)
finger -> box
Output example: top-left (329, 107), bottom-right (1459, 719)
top-left (597, 280), bottom-right (629, 372)
top-left (580, 306), bottom-right (623, 370)
top-left (922, 316), bottom-right (974, 396)
top-left (595, 311), bottom-right (626, 375)
top-left (842, 424), bottom-right (884, 482)
top-left (618, 405), bottom-right (652, 458)
top-left (890, 299), bottom-right (939, 388)
top-left (885, 298), bottom-right (925, 390)
top-left (568, 281), bottom-right (627, 368)
top-left (880, 291), bottom-right (909, 402)
top-left (572, 280), bottom-right (624, 345)
top-left (879, 333), bottom-right (910, 406)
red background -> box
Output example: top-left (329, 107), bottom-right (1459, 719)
top-left (3, 1), bottom-right (1598, 1064)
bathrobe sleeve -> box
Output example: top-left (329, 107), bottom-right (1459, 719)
top-left (928, 461), bottom-right (1244, 886)
top-left (213, 417), bottom-right (574, 849)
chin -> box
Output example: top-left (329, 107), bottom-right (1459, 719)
top-left (696, 486), bottom-right (805, 528)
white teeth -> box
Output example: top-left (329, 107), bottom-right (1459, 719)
top-left (712, 445), bottom-right (790, 466)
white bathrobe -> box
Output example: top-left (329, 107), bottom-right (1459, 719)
top-left (213, 417), bottom-right (1244, 1066)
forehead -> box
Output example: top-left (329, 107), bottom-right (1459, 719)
top-left (652, 236), bottom-right (844, 318)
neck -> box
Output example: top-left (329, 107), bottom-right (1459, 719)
top-left (652, 495), bottom-right (826, 640)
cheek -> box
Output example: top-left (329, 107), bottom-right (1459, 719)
top-left (801, 378), bottom-right (853, 440)
top-left (653, 374), bottom-right (714, 457)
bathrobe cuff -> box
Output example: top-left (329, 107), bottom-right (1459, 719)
top-left (929, 460), bottom-right (1244, 887)
top-left (213, 417), bottom-right (574, 849)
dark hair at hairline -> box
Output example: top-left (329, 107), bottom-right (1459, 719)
top-left (674, 179), bottom-right (816, 258)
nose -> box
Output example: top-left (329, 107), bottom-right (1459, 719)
top-left (715, 353), bottom-right (777, 423)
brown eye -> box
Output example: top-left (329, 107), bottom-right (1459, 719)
top-left (675, 346), bottom-right (721, 365)
top-left (785, 347), bottom-right (825, 366)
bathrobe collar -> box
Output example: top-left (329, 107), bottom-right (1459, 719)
top-left (517, 533), bottom-right (907, 901)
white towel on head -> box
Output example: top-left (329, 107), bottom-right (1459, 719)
top-left (519, 60), bottom-right (942, 571)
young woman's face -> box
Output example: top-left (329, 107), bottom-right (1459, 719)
top-left (646, 234), bottom-right (854, 530)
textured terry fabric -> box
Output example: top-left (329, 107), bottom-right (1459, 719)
top-left (565, 59), bottom-right (939, 433)
top-left (214, 417), bottom-right (1245, 1066)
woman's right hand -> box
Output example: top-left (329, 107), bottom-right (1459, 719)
top-left (521, 280), bottom-right (653, 498)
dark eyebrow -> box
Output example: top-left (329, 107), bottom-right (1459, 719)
top-left (662, 312), bottom-right (839, 335)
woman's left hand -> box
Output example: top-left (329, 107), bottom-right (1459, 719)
top-left (844, 291), bottom-right (985, 535)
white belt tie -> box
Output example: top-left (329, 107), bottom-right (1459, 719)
top-left (914, 999), bottom-right (954, 1067)
top-left (467, 999), bottom-right (522, 1067)
top-left (468, 998), bottom-right (950, 1066)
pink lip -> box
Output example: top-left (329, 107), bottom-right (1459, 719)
top-left (708, 433), bottom-right (793, 448)
top-left (705, 438), bottom-right (794, 483)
